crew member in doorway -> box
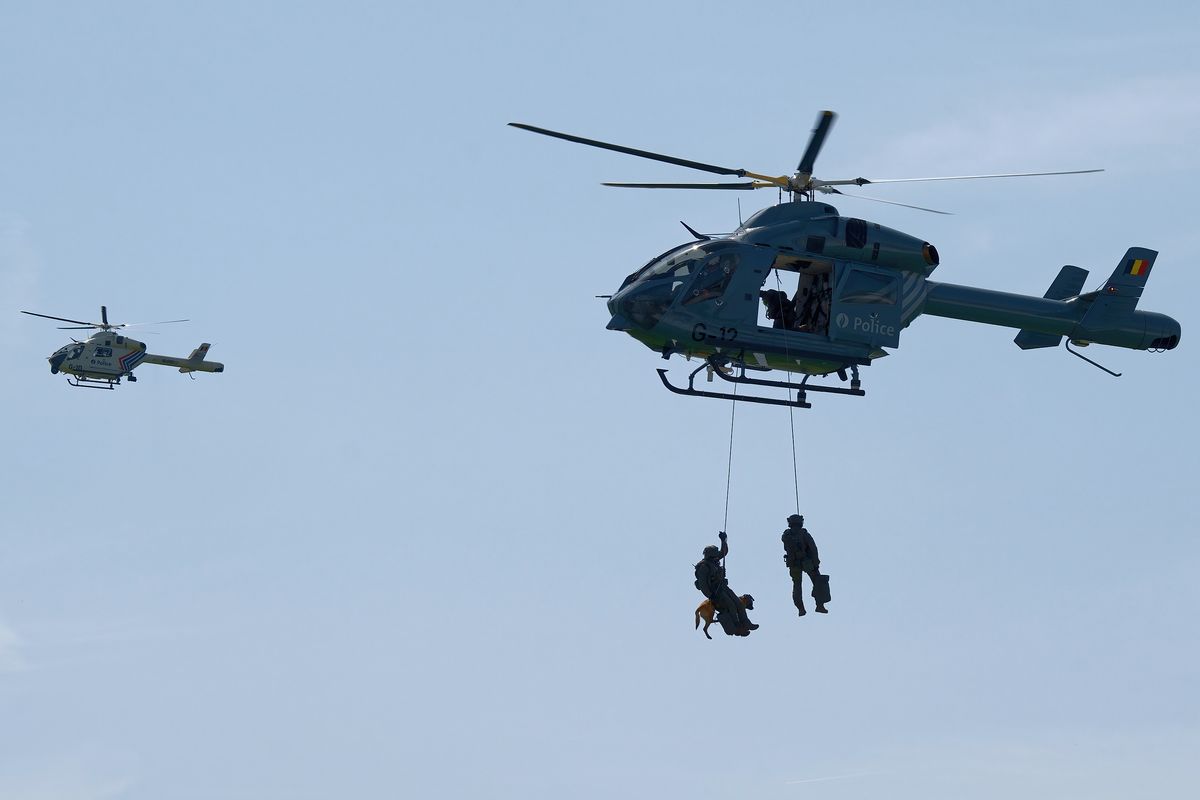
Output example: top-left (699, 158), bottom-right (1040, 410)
top-left (781, 514), bottom-right (829, 616)
top-left (761, 289), bottom-right (796, 329)
top-left (694, 532), bottom-right (758, 636)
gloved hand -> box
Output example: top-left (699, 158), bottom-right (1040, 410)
top-left (718, 531), bottom-right (727, 541)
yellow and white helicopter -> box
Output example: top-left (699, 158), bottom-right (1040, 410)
top-left (22, 305), bottom-right (225, 389)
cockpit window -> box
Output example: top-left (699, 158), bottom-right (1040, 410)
top-left (637, 241), bottom-right (737, 281)
top-left (619, 242), bottom-right (694, 290)
top-left (682, 251), bottom-right (739, 305)
top-left (613, 241), bottom-right (743, 330)
top-left (645, 248), bottom-right (700, 279)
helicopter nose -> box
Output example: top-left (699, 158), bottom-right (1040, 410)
top-left (48, 352), bottom-right (67, 374)
top-left (605, 292), bottom-right (631, 330)
top-left (608, 283), bottom-right (672, 332)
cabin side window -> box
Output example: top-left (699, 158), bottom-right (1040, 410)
top-left (839, 270), bottom-right (897, 305)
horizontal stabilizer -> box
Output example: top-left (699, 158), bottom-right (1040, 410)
top-left (1014, 330), bottom-right (1062, 349)
top-left (1013, 265), bottom-right (1087, 349)
top-left (1043, 265), bottom-right (1089, 300)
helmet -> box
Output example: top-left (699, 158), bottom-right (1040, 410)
top-left (703, 545), bottom-right (720, 558)
top-left (787, 514), bottom-right (803, 525)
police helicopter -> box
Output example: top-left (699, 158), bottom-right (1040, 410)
top-left (21, 306), bottom-right (225, 389)
top-left (510, 112), bottom-right (1181, 408)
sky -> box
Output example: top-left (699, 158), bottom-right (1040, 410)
top-left (2, 2), bottom-right (1198, 798)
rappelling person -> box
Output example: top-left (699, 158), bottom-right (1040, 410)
top-left (781, 514), bottom-right (830, 616)
top-left (694, 532), bottom-right (759, 636)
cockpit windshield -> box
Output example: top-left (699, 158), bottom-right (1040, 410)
top-left (613, 241), bottom-right (742, 331)
top-left (633, 241), bottom-right (738, 285)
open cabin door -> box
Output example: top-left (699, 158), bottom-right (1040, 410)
top-left (828, 262), bottom-right (902, 348)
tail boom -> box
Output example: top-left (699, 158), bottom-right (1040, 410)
top-left (142, 343), bottom-right (225, 374)
top-left (922, 248), bottom-right (1180, 352)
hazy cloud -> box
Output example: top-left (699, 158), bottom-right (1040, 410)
top-left (1, 215), bottom-right (41, 337)
top-left (876, 75), bottom-right (1200, 174)
top-left (0, 618), bottom-right (27, 672)
top-left (0, 762), bottom-right (136, 800)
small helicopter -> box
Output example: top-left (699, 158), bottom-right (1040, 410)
top-left (510, 112), bottom-right (1181, 408)
top-left (22, 306), bottom-right (225, 389)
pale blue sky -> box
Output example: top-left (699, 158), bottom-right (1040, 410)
top-left (2, 2), bottom-right (1198, 798)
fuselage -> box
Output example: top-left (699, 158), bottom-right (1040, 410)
top-left (605, 200), bottom-right (1179, 375)
top-left (48, 331), bottom-right (147, 378)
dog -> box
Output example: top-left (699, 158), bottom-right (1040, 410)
top-left (694, 594), bottom-right (755, 639)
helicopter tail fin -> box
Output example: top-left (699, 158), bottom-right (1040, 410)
top-left (186, 343), bottom-right (210, 362)
top-left (1102, 248), bottom-right (1157, 295)
top-left (178, 343), bottom-right (221, 373)
top-left (1086, 247), bottom-right (1157, 314)
top-left (1013, 265), bottom-right (1089, 349)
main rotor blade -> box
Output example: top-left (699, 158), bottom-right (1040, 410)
top-left (510, 122), bottom-right (755, 179)
top-left (602, 181), bottom-right (770, 190)
top-left (57, 325), bottom-right (98, 330)
top-left (838, 168), bottom-right (1103, 186)
top-left (21, 310), bottom-right (97, 326)
top-left (797, 110), bottom-right (837, 177)
top-left (118, 319), bottom-right (190, 328)
top-left (826, 189), bottom-right (953, 215)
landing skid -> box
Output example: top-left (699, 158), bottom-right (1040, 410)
top-left (657, 359), bottom-right (866, 409)
top-left (66, 374), bottom-right (127, 390)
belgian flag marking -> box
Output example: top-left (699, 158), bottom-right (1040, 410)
top-left (1128, 258), bottom-right (1149, 276)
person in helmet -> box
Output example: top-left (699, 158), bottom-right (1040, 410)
top-left (694, 532), bottom-right (758, 636)
top-left (781, 514), bottom-right (829, 616)
top-left (760, 289), bottom-right (797, 329)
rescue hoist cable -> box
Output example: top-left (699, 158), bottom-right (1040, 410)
top-left (773, 270), bottom-right (803, 515)
top-left (787, 401), bottom-right (801, 515)
top-left (721, 382), bottom-right (738, 569)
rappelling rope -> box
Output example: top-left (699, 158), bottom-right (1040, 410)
top-left (721, 382), bottom-right (738, 569)
top-left (774, 270), bottom-right (803, 515)
top-left (787, 400), bottom-right (800, 515)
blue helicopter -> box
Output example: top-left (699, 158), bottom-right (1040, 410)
top-left (510, 112), bottom-right (1180, 408)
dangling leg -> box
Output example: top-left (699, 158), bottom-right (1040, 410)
top-left (790, 567), bottom-right (807, 616)
top-left (716, 588), bottom-right (755, 635)
top-left (713, 591), bottom-right (741, 635)
top-left (726, 587), bottom-right (758, 632)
